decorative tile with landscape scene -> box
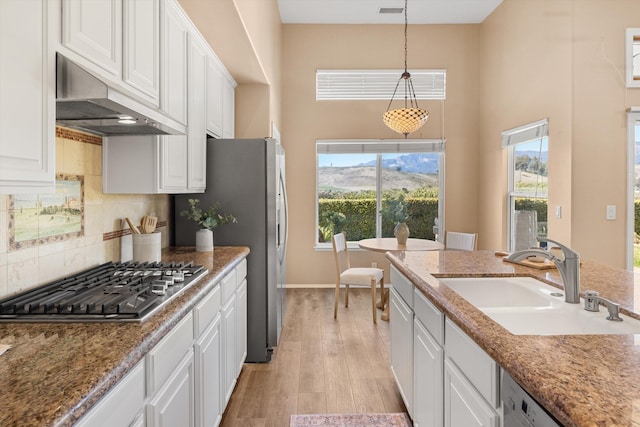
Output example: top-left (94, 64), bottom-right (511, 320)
top-left (8, 175), bottom-right (84, 250)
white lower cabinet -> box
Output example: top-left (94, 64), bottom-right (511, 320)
top-left (74, 361), bottom-right (145, 427)
top-left (390, 267), bottom-right (502, 427)
top-left (444, 359), bottom-right (499, 427)
top-left (413, 318), bottom-right (443, 427)
top-left (235, 278), bottom-right (248, 377)
top-left (221, 292), bottom-right (237, 406)
top-left (390, 287), bottom-right (413, 415)
top-left (195, 313), bottom-right (222, 427)
top-left (147, 348), bottom-right (195, 427)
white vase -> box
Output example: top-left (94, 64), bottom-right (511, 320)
top-left (394, 222), bottom-right (410, 245)
top-left (195, 229), bottom-right (214, 252)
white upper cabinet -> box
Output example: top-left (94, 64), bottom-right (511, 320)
top-left (161, 0), bottom-right (188, 125)
top-left (123, 0), bottom-right (160, 105)
top-left (222, 76), bottom-right (235, 138)
top-left (0, 0), bottom-right (55, 194)
top-left (59, 0), bottom-right (160, 105)
top-left (187, 34), bottom-right (209, 191)
top-left (206, 57), bottom-right (224, 138)
top-left (61, 0), bottom-right (122, 78)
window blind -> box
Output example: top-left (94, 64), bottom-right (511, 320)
top-left (501, 119), bottom-right (549, 147)
top-left (317, 139), bottom-right (445, 154)
top-left (316, 69), bottom-right (446, 101)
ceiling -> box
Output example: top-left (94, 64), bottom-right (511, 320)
top-left (277, 0), bottom-right (504, 24)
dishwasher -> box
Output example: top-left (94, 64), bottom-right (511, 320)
top-left (502, 371), bottom-right (561, 427)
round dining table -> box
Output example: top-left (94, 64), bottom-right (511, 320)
top-left (358, 237), bottom-right (443, 321)
top-left (358, 237), bottom-right (444, 252)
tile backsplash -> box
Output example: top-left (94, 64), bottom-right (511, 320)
top-left (0, 127), bottom-right (169, 298)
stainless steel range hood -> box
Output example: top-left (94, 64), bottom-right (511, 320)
top-left (56, 55), bottom-right (186, 136)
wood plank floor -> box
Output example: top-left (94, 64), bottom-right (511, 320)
top-left (220, 288), bottom-right (407, 427)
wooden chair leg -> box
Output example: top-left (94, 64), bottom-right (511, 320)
top-left (379, 278), bottom-right (385, 310)
top-left (345, 284), bottom-right (350, 307)
top-left (381, 290), bottom-right (390, 322)
top-left (371, 279), bottom-right (377, 324)
top-left (334, 281), bottom-right (340, 319)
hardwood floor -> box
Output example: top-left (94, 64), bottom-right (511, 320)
top-left (220, 288), bottom-right (406, 427)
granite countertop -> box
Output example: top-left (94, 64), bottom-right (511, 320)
top-left (386, 250), bottom-right (640, 427)
top-left (0, 246), bottom-right (249, 427)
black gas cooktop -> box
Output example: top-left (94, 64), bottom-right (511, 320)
top-left (0, 261), bottom-right (207, 322)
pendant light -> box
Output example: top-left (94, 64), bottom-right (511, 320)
top-left (383, 0), bottom-right (429, 137)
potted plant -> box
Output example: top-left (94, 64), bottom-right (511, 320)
top-left (180, 198), bottom-right (237, 252)
top-left (380, 191), bottom-right (410, 244)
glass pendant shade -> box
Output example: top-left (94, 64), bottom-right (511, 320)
top-left (383, 107), bottom-right (429, 136)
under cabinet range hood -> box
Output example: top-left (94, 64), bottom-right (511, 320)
top-left (56, 55), bottom-right (186, 136)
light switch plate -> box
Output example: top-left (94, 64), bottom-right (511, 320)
top-left (606, 205), bottom-right (616, 220)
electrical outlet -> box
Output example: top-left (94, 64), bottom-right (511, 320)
top-left (555, 205), bottom-right (562, 219)
top-left (371, 262), bottom-right (377, 268)
top-left (606, 205), bottom-right (616, 220)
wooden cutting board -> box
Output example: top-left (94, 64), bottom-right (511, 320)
top-left (494, 251), bottom-right (556, 270)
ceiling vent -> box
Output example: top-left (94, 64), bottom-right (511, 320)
top-left (379, 7), bottom-right (403, 14)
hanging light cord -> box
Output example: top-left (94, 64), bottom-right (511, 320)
top-left (385, 0), bottom-right (421, 112)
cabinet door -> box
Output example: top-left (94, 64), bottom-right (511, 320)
top-left (147, 349), bottom-right (195, 427)
top-left (206, 58), bottom-right (224, 138)
top-left (75, 362), bottom-right (145, 427)
top-left (159, 135), bottom-right (188, 192)
top-left (161, 0), bottom-right (188, 125)
top-left (221, 294), bottom-right (237, 406)
top-left (123, 0), bottom-right (160, 104)
top-left (390, 288), bottom-right (413, 415)
top-left (61, 0), bottom-right (122, 77)
top-left (187, 35), bottom-right (208, 191)
top-left (0, 0), bottom-right (55, 194)
top-left (221, 77), bottom-right (235, 138)
top-left (235, 279), bottom-right (247, 377)
top-left (195, 314), bottom-right (222, 427)
top-left (444, 359), bottom-right (499, 427)
top-left (413, 319), bottom-right (443, 427)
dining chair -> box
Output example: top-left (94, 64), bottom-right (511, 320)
top-left (445, 231), bottom-right (478, 251)
top-left (331, 232), bottom-right (384, 324)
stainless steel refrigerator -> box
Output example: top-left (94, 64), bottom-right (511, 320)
top-left (173, 138), bottom-right (287, 363)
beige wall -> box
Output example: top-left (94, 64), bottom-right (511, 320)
top-left (179, 0), bottom-right (283, 137)
top-left (478, 0), bottom-right (640, 269)
top-left (282, 24), bottom-right (481, 284)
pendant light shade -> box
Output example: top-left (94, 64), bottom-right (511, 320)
top-left (383, 0), bottom-right (429, 137)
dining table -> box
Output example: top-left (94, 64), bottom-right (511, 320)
top-left (358, 237), bottom-right (444, 320)
top-left (358, 237), bottom-right (444, 252)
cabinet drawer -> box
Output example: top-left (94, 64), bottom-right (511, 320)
top-left (236, 258), bottom-right (247, 281)
top-left (414, 288), bottom-right (444, 345)
top-left (147, 312), bottom-right (194, 395)
top-left (445, 318), bottom-right (500, 408)
top-left (75, 361), bottom-right (145, 427)
top-left (220, 269), bottom-right (237, 304)
top-left (391, 265), bottom-right (413, 309)
top-left (193, 283), bottom-right (221, 337)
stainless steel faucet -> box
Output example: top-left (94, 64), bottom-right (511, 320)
top-left (506, 238), bottom-right (581, 304)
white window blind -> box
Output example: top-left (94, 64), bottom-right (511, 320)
top-left (317, 139), bottom-right (445, 154)
top-left (316, 69), bottom-right (446, 101)
top-left (501, 119), bottom-right (549, 147)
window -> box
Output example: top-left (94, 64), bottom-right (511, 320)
top-left (316, 139), bottom-right (444, 247)
top-left (316, 69), bottom-right (446, 100)
top-left (503, 119), bottom-right (549, 251)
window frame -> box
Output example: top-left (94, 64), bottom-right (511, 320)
top-left (315, 139), bottom-right (445, 250)
top-left (503, 119), bottom-right (549, 251)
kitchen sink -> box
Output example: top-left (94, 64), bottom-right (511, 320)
top-left (439, 276), bottom-right (640, 335)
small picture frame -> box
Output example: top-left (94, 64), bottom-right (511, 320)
top-left (626, 28), bottom-right (640, 88)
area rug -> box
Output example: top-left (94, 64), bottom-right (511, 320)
top-left (290, 413), bottom-right (412, 427)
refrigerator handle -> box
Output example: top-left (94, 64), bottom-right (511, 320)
top-left (280, 169), bottom-right (289, 263)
